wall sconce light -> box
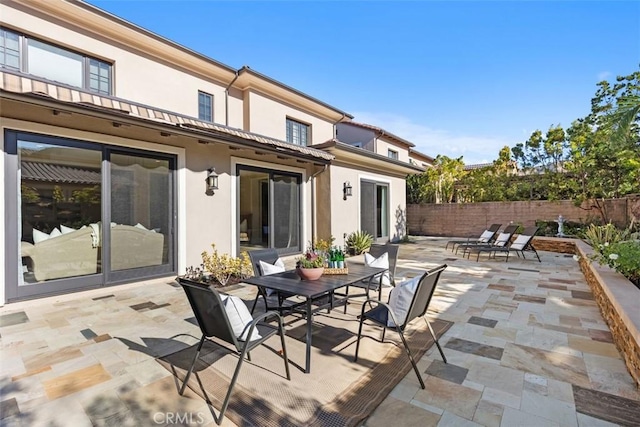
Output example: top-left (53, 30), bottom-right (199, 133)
top-left (206, 167), bottom-right (219, 194)
top-left (343, 181), bottom-right (353, 200)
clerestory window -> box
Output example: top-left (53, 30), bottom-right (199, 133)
top-left (0, 27), bottom-right (112, 95)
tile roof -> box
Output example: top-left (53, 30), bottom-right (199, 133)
top-left (0, 70), bottom-right (334, 162)
top-left (22, 161), bottom-right (101, 184)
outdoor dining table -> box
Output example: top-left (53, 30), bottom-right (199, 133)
top-left (243, 263), bottom-right (387, 373)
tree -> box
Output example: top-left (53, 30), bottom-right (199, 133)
top-left (406, 155), bottom-right (465, 204)
top-left (566, 69), bottom-right (640, 222)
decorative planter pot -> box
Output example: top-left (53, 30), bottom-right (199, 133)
top-left (296, 267), bottom-right (324, 281)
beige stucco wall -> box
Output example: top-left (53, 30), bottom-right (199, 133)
top-left (376, 139), bottom-right (410, 162)
top-left (2, 4), bottom-right (235, 124)
top-left (247, 91), bottom-right (335, 144)
top-left (327, 164), bottom-right (408, 245)
top-left (0, 109), bottom-right (319, 304)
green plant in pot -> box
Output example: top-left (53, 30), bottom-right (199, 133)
top-left (346, 230), bottom-right (373, 255)
top-left (296, 248), bottom-right (325, 280)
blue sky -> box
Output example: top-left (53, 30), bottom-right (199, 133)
top-left (89, 1), bottom-right (639, 164)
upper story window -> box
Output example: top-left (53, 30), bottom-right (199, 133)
top-left (0, 27), bottom-right (112, 95)
top-left (388, 149), bottom-right (399, 160)
top-left (286, 118), bottom-right (310, 146)
top-left (198, 91), bottom-right (213, 122)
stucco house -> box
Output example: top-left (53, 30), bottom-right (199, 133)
top-left (0, 0), bottom-right (423, 303)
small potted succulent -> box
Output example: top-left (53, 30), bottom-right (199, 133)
top-left (296, 247), bottom-right (325, 281)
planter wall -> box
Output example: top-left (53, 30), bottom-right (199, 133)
top-left (535, 236), bottom-right (640, 387)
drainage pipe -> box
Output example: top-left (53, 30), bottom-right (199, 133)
top-left (225, 69), bottom-right (241, 126)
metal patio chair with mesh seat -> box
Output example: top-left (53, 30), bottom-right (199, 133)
top-left (446, 223), bottom-right (502, 253)
top-left (248, 248), bottom-right (301, 315)
top-left (354, 264), bottom-right (448, 389)
top-left (459, 224), bottom-right (519, 260)
top-left (483, 226), bottom-right (541, 262)
top-left (341, 243), bottom-right (400, 313)
top-left (178, 279), bottom-right (290, 425)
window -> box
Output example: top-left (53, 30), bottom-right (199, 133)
top-left (5, 131), bottom-right (176, 300)
top-left (286, 118), bottom-right (310, 146)
top-left (0, 28), bottom-right (20, 70)
top-left (0, 27), bottom-right (112, 95)
top-left (198, 91), bottom-right (213, 122)
top-left (237, 166), bottom-right (301, 255)
top-left (388, 149), bottom-right (398, 160)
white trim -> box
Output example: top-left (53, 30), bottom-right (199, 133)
top-left (230, 156), bottom-right (307, 255)
top-left (0, 119), bottom-right (187, 302)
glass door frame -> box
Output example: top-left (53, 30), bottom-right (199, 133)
top-left (4, 130), bottom-right (177, 302)
top-left (105, 147), bottom-right (177, 284)
top-left (360, 179), bottom-right (390, 243)
top-left (236, 164), bottom-right (302, 256)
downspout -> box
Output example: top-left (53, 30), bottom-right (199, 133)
top-left (332, 113), bottom-right (346, 139)
top-left (310, 164), bottom-right (328, 246)
top-left (225, 69), bottom-right (241, 126)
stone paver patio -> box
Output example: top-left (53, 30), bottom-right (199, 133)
top-left (1, 237), bottom-right (639, 426)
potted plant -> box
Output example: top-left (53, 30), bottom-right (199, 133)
top-left (179, 244), bottom-right (253, 288)
top-left (296, 247), bottom-right (325, 281)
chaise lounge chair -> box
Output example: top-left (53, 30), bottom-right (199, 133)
top-left (459, 224), bottom-right (519, 260)
top-left (445, 223), bottom-right (502, 253)
top-left (476, 226), bottom-right (540, 262)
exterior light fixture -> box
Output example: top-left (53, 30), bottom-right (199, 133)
top-left (206, 167), bottom-right (219, 194)
top-left (343, 181), bottom-right (352, 200)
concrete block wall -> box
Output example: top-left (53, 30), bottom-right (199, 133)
top-left (408, 196), bottom-right (639, 237)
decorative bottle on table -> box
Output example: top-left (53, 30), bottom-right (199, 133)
top-left (337, 247), bottom-right (345, 268)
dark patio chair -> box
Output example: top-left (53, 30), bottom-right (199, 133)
top-left (248, 248), bottom-right (300, 315)
top-left (178, 280), bottom-right (290, 425)
top-left (342, 243), bottom-right (399, 313)
top-left (481, 226), bottom-right (541, 262)
top-left (446, 223), bottom-right (502, 253)
top-left (354, 264), bottom-right (448, 389)
top-left (459, 224), bottom-right (519, 260)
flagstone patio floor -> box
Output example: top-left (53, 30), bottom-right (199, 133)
top-left (1, 237), bottom-right (639, 426)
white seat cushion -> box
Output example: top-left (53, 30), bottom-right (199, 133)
top-left (60, 224), bottom-right (77, 235)
top-left (32, 228), bottom-right (50, 244)
top-left (494, 232), bottom-right (511, 247)
top-left (364, 252), bottom-right (391, 286)
top-left (48, 227), bottom-right (62, 239)
top-left (387, 275), bottom-right (422, 327)
top-left (478, 230), bottom-right (494, 242)
top-left (221, 294), bottom-right (261, 341)
top-left (510, 235), bottom-right (531, 250)
top-left (259, 258), bottom-right (285, 296)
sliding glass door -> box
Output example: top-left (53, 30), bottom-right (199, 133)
top-left (4, 130), bottom-right (176, 301)
top-left (108, 150), bottom-right (174, 282)
top-left (237, 166), bottom-right (301, 255)
top-left (360, 180), bottom-right (389, 242)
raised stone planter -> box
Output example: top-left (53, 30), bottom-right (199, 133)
top-left (534, 236), bottom-right (640, 388)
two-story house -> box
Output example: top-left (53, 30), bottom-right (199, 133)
top-left (0, 0), bottom-right (423, 303)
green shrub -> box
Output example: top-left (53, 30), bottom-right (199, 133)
top-left (200, 244), bottom-right (253, 286)
top-left (598, 240), bottom-right (640, 289)
top-left (584, 223), bottom-right (630, 248)
top-left (346, 230), bottom-right (373, 255)
top-left (535, 220), bottom-right (585, 237)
